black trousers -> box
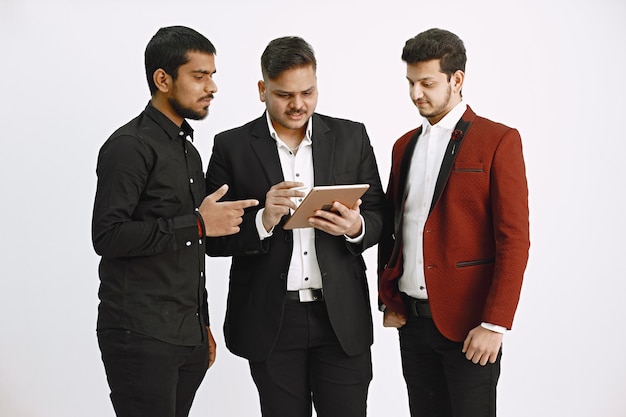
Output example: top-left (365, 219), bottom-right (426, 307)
top-left (249, 299), bottom-right (372, 417)
top-left (399, 318), bottom-right (501, 417)
top-left (97, 329), bottom-right (209, 417)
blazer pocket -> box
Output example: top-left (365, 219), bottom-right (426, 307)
top-left (453, 162), bottom-right (484, 173)
top-left (456, 258), bottom-right (495, 268)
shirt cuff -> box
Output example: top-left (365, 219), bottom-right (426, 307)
top-left (344, 214), bottom-right (365, 243)
top-left (480, 322), bottom-right (507, 334)
top-left (255, 208), bottom-right (273, 240)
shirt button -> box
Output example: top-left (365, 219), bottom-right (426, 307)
top-left (199, 239), bottom-right (203, 245)
top-left (179, 131), bottom-right (185, 136)
top-left (186, 241), bottom-right (192, 246)
top-left (419, 286), bottom-right (425, 290)
top-left (303, 251), bottom-right (308, 255)
top-left (304, 277), bottom-right (309, 281)
top-left (200, 272), bottom-right (204, 277)
top-left (295, 173), bottom-right (300, 177)
top-left (189, 178), bottom-right (194, 184)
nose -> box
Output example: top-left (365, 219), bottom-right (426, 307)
top-left (206, 78), bottom-right (218, 94)
top-left (410, 85), bottom-right (423, 101)
top-left (290, 94), bottom-right (303, 109)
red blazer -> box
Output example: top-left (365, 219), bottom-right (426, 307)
top-left (378, 106), bottom-right (530, 342)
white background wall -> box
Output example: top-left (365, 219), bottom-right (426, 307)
top-left (1, 0), bottom-right (625, 416)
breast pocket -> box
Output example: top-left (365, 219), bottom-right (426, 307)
top-left (453, 162), bottom-right (484, 173)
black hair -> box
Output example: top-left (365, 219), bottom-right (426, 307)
top-left (144, 26), bottom-right (216, 95)
top-left (260, 36), bottom-right (316, 80)
top-left (402, 28), bottom-right (466, 79)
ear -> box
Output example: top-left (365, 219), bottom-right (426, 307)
top-left (451, 70), bottom-right (465, 94)
top-left (153, 69), bottom-right (172, 93)
top-left (258, 80), bottom-right (266, 102)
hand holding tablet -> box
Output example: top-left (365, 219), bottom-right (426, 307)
top-left (283, 184), bottom-right (370, 229)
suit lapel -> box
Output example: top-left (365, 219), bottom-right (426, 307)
top-left (311, 114), bottom-right (334, 185)
top-left (385, 128), bottom-right (421, 269)
top-left (250, 114), bottom-right (285, 186)
top-left (429, 106), bottom-right (476, 213)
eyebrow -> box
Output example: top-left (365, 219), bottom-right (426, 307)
top-left (192, 69), bottom-right (216, 75)
top-left (407, 76), bottom-right (436, 82)
top-left (274, 86), bottom-right (315, 94)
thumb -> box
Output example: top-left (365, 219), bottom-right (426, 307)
top-left (208, 184), bottom-right (229, 202)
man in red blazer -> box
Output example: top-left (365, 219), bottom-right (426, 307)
top-left (378, 28), bottom-right (530, 416)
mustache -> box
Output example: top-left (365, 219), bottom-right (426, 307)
top-left (286, 109), bottom-right (306, 115)
top-left (199, 94), bottom-right (214, 101)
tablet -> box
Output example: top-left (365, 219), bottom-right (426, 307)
top-left (283, 184), bottom-right (370, 230)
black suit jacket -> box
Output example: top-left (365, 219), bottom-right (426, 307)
top-left (205, 113), bottom-right (385, 361)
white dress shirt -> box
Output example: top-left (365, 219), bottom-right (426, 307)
top-left (399, 102), bottom-right (467, 298)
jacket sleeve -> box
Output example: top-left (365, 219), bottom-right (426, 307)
top-left (204, 133), bottom-right (268, 257)
top-left (482, 127), bottom-right (530, 327)
top-left (346, 123), bottom-right (386, 256)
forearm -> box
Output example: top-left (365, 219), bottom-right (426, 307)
top-left (92, 213), bottom-right (199, 258)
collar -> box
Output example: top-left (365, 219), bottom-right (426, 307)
top-left (265, 110), bottom-right (313, 149)
top-left (145, 101), bottom-right (195, 141)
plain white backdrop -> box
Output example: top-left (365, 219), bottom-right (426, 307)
top-left (1, 0), bottom-right (625, 416)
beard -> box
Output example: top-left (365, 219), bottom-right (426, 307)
top-left (168, 96), bottom-right (210, 121)
top-left (417, 84), bottom-right (452, 120)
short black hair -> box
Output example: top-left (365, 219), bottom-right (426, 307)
top-left (144, 26), bottom-right (216, 95)
top-left (402, 28), bottom-right (466, 79)
top-left (260, 36), bottom-right (316, 80)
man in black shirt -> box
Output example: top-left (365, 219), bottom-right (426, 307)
top-left (92, 26), bottom-right (258, 417)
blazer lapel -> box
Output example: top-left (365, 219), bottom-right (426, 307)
top-left (385, 128), bottom-right (421, 269)
top-left (311, 114), bottom-right (334, 186)
top-left (429, 106), bottom-right (476, 213)
top-left (395, 128), bottom-right (421, 232)
top-left (250, 114), bottom-right (285, 187)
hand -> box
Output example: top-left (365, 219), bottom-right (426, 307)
top-left (199, 184), bottom-right (259, 237)
top-left (462, 325), bottom-right (503, 366)
top-left (206, 326), bottom-right (216, 368)
top-left (383, 308), bottom-right (407, 328)
top-left (308, 199), bottom-right (363, 237)
top-left (261, 181), bottom-right (305, 231)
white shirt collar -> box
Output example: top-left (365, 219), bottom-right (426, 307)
top-left (265, 111), bottom-right (313, 149)
top-left (422, 101), bottom-right (467, 132)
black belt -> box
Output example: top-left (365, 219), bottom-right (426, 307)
top-left (285, 288), bottom-right (324, 302)
top-left (401, 293), bottom-right (432, 318)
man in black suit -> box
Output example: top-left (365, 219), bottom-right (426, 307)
top-left (205, 36), bottom-right (385, 417)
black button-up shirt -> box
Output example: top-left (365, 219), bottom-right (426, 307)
top-left (92, 103), bottom-right (208, 346)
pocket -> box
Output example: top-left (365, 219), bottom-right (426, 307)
top-left (456, 258), bottom-right (495, 268)
top-left (453, 162), bottom-right (484, 173)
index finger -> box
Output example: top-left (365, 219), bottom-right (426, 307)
top-left (272, 181), bottom-right (304, 190)
top-left (227, 199), bottom-right (259, 209)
